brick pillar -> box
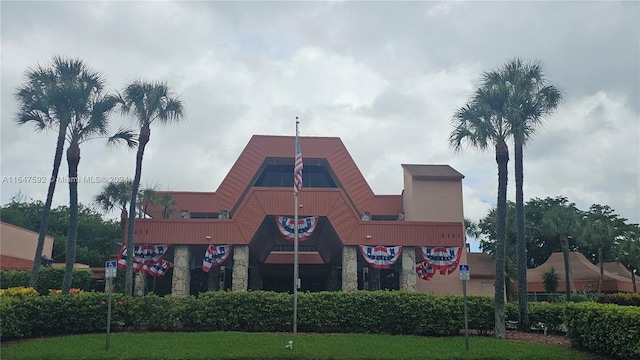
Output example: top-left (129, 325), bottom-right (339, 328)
top-left (134, 271), bottom-right (146, 296)
top-left (342, 245), bottom-right (358, 292)
top-left (232, 245), bottom-right (249, 291)
top-left (400, 246), bottom-right (417, 291)
top-left (172, 245), bottom-right (191, 297)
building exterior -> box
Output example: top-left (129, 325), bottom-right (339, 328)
top-left (0, 222), bottom-right (53, 271)
top-left (527, 252), bottom-right (637, 294)
top-left (128, 135), bottom-right (471, 297)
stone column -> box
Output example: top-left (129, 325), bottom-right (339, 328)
top-left (342, 246), bottom-right (358, 292)
top-left (232, 245), bottom-right (249, 291)
top-left (172, 245), bottom-right (191, 297)
top-left (400, 246), bottom-right (417, 291)
top-left (134, 271), bottom-right (146, 296)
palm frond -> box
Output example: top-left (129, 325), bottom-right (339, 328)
top-left (107, 127), bottom-right (138, 148)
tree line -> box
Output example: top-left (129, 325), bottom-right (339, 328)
top-left (13, 56), bottom-right (184, 295)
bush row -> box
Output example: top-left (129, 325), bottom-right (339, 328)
top-left (1, 290), bottom-right (588, 342)
top-left (0, 268), bottom-right (92, 294)
top-left (565, 302), bottom-right (640, 359)
top-left (597, 292), bottom-right (640, 307)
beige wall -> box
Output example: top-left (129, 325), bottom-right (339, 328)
top-left (402, 169), bottom-right (464, 223)
top-left (0, 222), bottom-right (53, 260)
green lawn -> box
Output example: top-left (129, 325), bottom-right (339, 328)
top-left (0, 332), bottom-right (599, 360)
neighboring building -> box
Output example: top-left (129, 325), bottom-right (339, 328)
top-left (527, 252), bottom-right (636, 294)
top-left (465, 252), bottom-right (497, 296)
top-left (129, 135), bottom-right (474, 297)
top-left (0, 222), bottom-right (53, 271)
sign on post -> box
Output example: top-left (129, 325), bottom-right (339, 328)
top-left (459, 264), bottom-right (470, 281)
top-left (105, 261), bottom-right (117, 278)
top-left (459, 264), bottom-right (470, 350)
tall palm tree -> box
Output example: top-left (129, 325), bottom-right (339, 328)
top-left (541, 204), bottom-right (580, 301)
top-left (60, 74), bottom-right (136, 294)
top-left (116, 81), bottom-right (184, 295)
top-left (486, 58), bottom-right (563, 330)
top-left (450, 79), bottom-right (510, 339)
top-left (616, 229), bottom-right (639, 293)
top-left (14, 57), bottom-right (93, 288)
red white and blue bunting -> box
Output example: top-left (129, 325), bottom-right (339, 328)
top-left (359, 245), bottom-right (402, 269)
top-left (202, 245), bottom-right (233, 272)
top-left (416, 246), bottom-right (462, 280)
top-left (276, 216), bottom-right (319, 242)
top-left (116, 244), bottom-right (172, 277)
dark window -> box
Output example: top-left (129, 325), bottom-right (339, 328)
top-left (254, 164), bottom-right (337, 189)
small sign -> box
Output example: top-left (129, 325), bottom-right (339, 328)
top-left (459, 264), bottom-right (470, 281)
top-left (105, 261), bottom-right (117, 278)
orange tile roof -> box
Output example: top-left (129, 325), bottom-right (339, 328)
top-left (129, 135), bottom-right (465, 249)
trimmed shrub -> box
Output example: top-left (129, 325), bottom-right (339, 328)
top-left (565, 302), bottom-right (640, 359)
top-left (597, 292), bottom-right (640, 307)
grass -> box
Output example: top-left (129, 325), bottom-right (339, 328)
top-left (0, 332), bottom-right (600, 360)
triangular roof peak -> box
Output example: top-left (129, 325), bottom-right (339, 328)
top-left (215, 135), bottom-right (375, 212)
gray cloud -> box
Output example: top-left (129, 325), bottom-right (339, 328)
top-left (1, 1), bottom-right (638, 230)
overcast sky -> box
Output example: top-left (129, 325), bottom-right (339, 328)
top-left (1, 1), bottom-right (638, 251)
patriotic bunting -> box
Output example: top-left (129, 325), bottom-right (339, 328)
top-left (416, 246), bottom-right (463, 280)
top-left (276, 216), bottom-right (319, 241)
top-left (202, 245), bottom-right (233, 272)
top-left (116, 244), bottom-right (173, 277)
top-left (359, 245), bottom-right (402, 269)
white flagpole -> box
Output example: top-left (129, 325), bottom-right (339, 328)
top-left (293, 118), bottom-right (300, 334)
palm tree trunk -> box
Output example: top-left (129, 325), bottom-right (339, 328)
top-left (632, 271), bottom-right (637, 293)
top-left (29, 123), bottom-right (68, 289)
top-left (62, 143), bottom-right (80, 294)
top-left (494, 139), bottom-right (509, 339)
top-left (561, 236), bottom-right (572, 301)
top-left (125, 124), bottom-right (150, 296)
top-left (598, 246), bottom-right (603, 294)
top-left (514, 138), bottom-right (529, 331)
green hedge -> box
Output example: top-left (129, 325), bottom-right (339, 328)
top-left (597, 292), bottom-right (640, 307)
top-left (565, 302), bottom-right (640, 359)
top-left (0, 290), bottom-right (583, 342)
top-left (0, 267), bottom-right (92, 294)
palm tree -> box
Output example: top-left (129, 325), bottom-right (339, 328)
top-left (581, 217), bottom-right (614, 294)
top-left (60, 72), bottom-right (136, 294)
top-left (14, 57), bottom-right (92, 288)
top-left (158, 193), bottom-right (177, 218)
top-left (540, 204), bottom-right (580, 301)
top-left (116, 80), bottom-right (184, 295)
top-left (486, 58), bottom-right (563, 330)
top-left (616, 229), bottom-right (639, 293)
top-left (450, 78), bottom-right (510, 339)
top-left (94, 180), bottom-right (134, 240)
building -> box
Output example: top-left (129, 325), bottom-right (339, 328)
top-left (527, 252), bottom-right (636, 294)
top-left (128, 135), bottom-right (473, 297)
top-left (0, 222), bottom-right (53, 271)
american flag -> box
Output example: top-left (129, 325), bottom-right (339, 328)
top-left (293, 125), bottom-right (303, 196)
